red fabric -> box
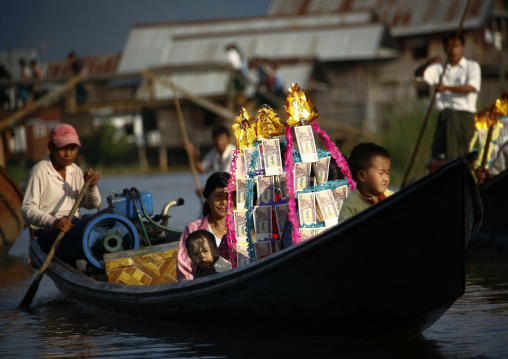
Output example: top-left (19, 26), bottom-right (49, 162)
top-left (357, 189), bottom-right (387, 205)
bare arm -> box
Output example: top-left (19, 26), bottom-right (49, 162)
top-left (434, 84), bottom-right (477, 93)
top-left (183, 141), bottom-right (205, 174)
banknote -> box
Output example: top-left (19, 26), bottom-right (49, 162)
top-left (253, 205), bottom-right (272, 240)
top-left (294, 126), bottom-right (318, 162)
top-left (299, 228), bottom-right (315, 242)
top-left (256, 175), bottom-right (275, 204)
top-left (243, 147), bottom-right (262, 172)
top-left (277, 172), bottom-right (288, 199)
top-left (275, 203), bottom-right (289, 235)
top-left (236, 178), bottom-right (250, 210)
top-left (254, 240), bottom-right (272, 260)
top-left (316, 189), bottom-right (339, 227)
top-left (313, 227), bottom-right (328, 236)
top-left (236, 242), bottom-right (251, 267)
top-left (332, 185), bottom-right (349, 212)
top-left (298, 192), bottom-right (316, 224)
top-left (234, 210), bottom-right (249, 240)
top-left (262, 138), bottom-right (283, 176)
top-left (315, 156), bottom-right (330, 184)
top-left (294, 162), bottom-right (311, 191)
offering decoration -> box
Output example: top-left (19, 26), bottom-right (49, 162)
top-left (473, 93), bottom-right (508, 172)
top-left (226, 83), bottom-right (353, 266)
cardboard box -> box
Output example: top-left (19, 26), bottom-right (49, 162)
top-left (104, 242), bottom-right (178, 285)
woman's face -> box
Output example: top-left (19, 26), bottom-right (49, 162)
top-left (206, 187), bottom-right (235, 218)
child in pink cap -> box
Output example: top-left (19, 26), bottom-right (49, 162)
top-left (22, 123), bottom-right (104, 266)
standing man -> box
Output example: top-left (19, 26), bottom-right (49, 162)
top-left (184, 125), bottom-right (236, 196)
top-left (415, 33), bottom-right (481, 160)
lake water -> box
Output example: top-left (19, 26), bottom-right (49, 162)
top-left (1, 172), bottom-right (508, 358)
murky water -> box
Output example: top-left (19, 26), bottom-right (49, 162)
top-left (1, 172), bottom-right (508, 358)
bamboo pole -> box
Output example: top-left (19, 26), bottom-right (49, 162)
top-left (143, 71), bottom-right (237, 123)
top-left (401, 0), bottom-right (472, 188)
top-left (169, 81), bottom-right (201, 193)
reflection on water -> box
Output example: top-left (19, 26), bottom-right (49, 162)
top-left (1, 173), bottom-right (508, 359)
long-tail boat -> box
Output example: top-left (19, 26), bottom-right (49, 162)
top-left (0, 165), bottom-right (25, 259)
top-left (27, 157), bottom-right (482, 339)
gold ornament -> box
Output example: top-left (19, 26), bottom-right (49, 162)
top-left (256, 105), bottom-right (286, 140)
top-left (285, 83), bottom-right (319, 126)
top-left (232, 107), bottom-right (256, 149)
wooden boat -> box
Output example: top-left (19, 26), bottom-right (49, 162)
top-left (0, 165), bottom-right (25, 259)
top-left (468, 168), bottom-right (508, 255)
top-left (28, 157), bottom-right (482, 339)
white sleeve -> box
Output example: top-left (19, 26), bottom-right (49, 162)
top-left (21, 168), bottom-right (56, 228)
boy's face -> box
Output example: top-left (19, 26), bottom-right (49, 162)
top-left (358, 155), bottom-right (390, 197)
top-left (214, 133), bottom-right (230, 155)
top-left (188, 237), bottom-right (217, 269)
top-left (48, 143), bottom-right (79, 170)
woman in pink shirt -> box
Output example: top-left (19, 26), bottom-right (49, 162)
top-left (177, 172), bottom-right (235, 281)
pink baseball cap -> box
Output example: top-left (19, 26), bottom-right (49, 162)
top-left (49, 124), bottom-right (81, 148)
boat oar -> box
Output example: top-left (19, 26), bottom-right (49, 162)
top-left (19, 178), bottom-right (91, 309)
top-left (170, 81), bottom-right (202, 197)
top-left (401, 0), bottom-right (472, 188)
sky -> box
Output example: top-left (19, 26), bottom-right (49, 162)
top-left (0, 0), bottom-right (271, 62)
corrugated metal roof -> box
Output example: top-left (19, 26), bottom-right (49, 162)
top-left (267, 0), bottom-right (495, 37)
top-left (166, 23), bottom-right (395, 65)
top-left (47, 53), bottom-right (120, 79)
top-left (118, 12), bottom-right (377, 73)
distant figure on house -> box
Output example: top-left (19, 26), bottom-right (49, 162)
top-left (29, 59), bottom-right (45, 99)
top-left (415, 32), bottom-right (481, 161)
top-left (18, 58), bottom-right (32, 106)
top-left (184, 125), bottom-right (235, 195)
top-left (338, 143), bottom-right (393, 222)
top-left (185, 229), bottom-right (232, 279)
top-left (225, 43), bottom-right (249, 92)
top-left (68, 51), bottom-right (88, 104)
top-left (0, 58), bottom-right (11, 108)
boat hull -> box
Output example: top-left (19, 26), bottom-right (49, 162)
top-left (468, 168), bottom-right (508, 255)
top-left (29, 157), bottom-right (482, 339)
top-left (0, 166), bottom-right (25, 259)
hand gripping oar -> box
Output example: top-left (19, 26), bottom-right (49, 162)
top-left (19, 178), bottom-right (91, 308)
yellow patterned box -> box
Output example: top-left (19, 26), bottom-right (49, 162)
top-left (104, 242), bottom-right (179, 285)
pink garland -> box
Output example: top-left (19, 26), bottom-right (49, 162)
top-left (284, 126), bottom-right (302, 244)
top-left (226, 147), bottom-right (240, 268)
top-left (311, 121), bottom-right (356, 190)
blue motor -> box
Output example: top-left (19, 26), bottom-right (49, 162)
top-left (82, 213), bottom-right (140, 269)
top-left (107, 190), bottom-right (153, 219)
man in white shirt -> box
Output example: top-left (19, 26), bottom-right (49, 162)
top-left (415, 33), bottom-right (481, 160)
top-left (22, 124), bottom-right (102, 264)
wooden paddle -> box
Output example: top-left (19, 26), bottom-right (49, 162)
top-left (170, 81), bottom-right (202, 195)
top-left (19, 178), bottom-right (91, 308)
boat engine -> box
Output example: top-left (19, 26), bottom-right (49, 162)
top-left (82, 213), bottom-right (139, 270)
top-left (82, 189), bottom-right (183, 270)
